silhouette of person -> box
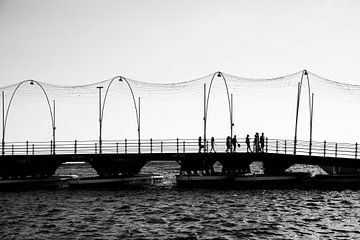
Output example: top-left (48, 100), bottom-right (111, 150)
top-left (210, 137), bottom-right (216, 153)
top-left (246, 134), bottom-right (252, 153)
top-left (254, 133), bottom-right (260, 153)
top-left (198, 136), bottom-right (203, 153)
top-left (260, 133), bottom-right (265, 153)
top-left (226, 136), bottom-right (231, 153)
top-left (232, 135), bottom-right (238, 152)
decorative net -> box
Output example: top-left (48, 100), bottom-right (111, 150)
top-left (0, 71), bottom-right (359, 143)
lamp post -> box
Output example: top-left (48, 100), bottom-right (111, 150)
top-left (203, 71), bottom-right (233, 153)
top-left (100, 76), bottom-right (140, 154)
top-left (2, 80), bottom-right (55, 155)
top-left (2, 91), bottom-right (5, 155)
top-left (97, 86), bottom-right (103, 154)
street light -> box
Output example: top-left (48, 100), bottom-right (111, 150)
top-left (98, 76), bottom-right (140, 154)
top-left (97, 86), bottom-right (103, 154)
top-left (2, 80), bottom-right (55, 155)
top-left (203, 71), bottom-right (233, 153)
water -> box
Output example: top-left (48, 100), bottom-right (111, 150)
top-left (1, 162), bottom-right (360, 239)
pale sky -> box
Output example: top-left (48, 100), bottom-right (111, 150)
top-left (1, 0), bottom-right (360, 144)
top-left (0, 0), bottom-right (360, 86)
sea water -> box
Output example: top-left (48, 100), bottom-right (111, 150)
top-left (0, 161), bottom-right (359, 239)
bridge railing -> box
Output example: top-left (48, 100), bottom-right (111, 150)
top-left (1, 138), bottom-right (359, 160)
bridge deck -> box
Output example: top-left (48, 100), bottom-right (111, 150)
top-left (2, 152), bottom-right (360, 168)
top-left (2, 138), bottom-right (360, 178)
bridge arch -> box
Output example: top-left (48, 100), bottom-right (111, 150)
top-left (100, 76), bottom-right (140, 153)
top-left (294, 70), bottom-right (313, 154)
top-left (2, 80), bottom-right (55, 155)
top-left (204, 71), bottom-right (233, 151)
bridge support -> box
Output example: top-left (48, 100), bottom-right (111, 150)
top-left (219, 155), bottom-right (251, 175)
top-left (0, 155), bottom-right (63, 179)
top-left (177, 154), bottom-right (217, 175)
top-left (88, 155), bottom-right (148, 177)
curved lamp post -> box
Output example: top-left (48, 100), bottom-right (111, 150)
top-left (203, 71), bottom-right (233, 153)
top-left (294, 69), bottom-right (314, 155)
top-left (2, 80), bottom-right (55, 155)
top-left (97, 76), bottom-right (140, 154)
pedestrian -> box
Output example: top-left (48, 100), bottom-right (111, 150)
top-left (198, 136), bottom-right (203, 153)
top-left (232, 135), bottom-right (238, 152)
top-left (260, 132), bottom-right (265, 153)
top-left (210, 137), bottom-right (216, 153)
top-left (246, 134), bottom-right (252, 153)
top-left (253, 133), bottom-right (259, 153)
top-left (226, 136), bottom-right (231, 153)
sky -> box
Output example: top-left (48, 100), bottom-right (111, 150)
top-left (0, 0), bottom-right (359, 86)
top-left (0, 0), bottom-right (360, 144)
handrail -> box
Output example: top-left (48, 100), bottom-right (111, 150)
top-left (1, 137), bottom-right (359, 158)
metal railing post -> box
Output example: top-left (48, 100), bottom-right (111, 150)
top-left (116, 142), bottom-right (119, 154)
top-left (356, 143), bottom-right (358, 159)
top-left (11, 144), bottom-right (13, 155)
top-left (32, 144), bottom-right (34, 155)
top-left (95, 143), bottom-right (97, 154)
top-left (183, 141), bottom-right (185, 153)
top-left (161, 141), bottom-right (163, 153)
top-left (74, 140), bottom-right (77, 155)
top-left (150, 138), bottom-right (153, 154)
top-left (323, 141), bottom-right (326, 157)
top-left (266, 137), bottom-right (268, 153)
top-left (276, 140), bottom-right (278, 154)
top-left (285, 140), bottom-right (287, 154)
top-left (177, 138), bottom-right (179, 154)
top-left (26, 141), bottom-right (29, 155)
top-left (125, 139), bottom-right (127, 154)
top-left (335, 143), bottom-right (337, 158)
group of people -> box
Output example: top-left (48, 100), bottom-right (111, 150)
top-left (246, 132), bottom-right (265, 153)
top-left (198, 133), bottom-right (265, 153)
top-left (225, 135), bottom-right (239, 153)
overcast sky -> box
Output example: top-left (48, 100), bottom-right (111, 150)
top-left (1, 0), bottom-right (360, 144)
top-left (0, 0), bottom-right (360, 86)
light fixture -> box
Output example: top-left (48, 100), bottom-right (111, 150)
top-left (217, 72), bottom-right (222, 77)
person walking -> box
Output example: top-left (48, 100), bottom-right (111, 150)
top-left (246, 134), bottom-right (252, 153)
top-left (232, 135), bottom-right (238, 152)
top-left (260, 133), bottom-right (265, 153)
top-left (198, 136), bottom-right (203, 153)
top-left (254, 133), bottom-right (260, 153)
top-left (226, 136), bottom-right (231, 153)
top-left (210, 137), bottom-right (216, 153)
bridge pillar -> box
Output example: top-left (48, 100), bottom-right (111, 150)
top-left (88, 155), bottom-right (148, 177)
top-left (177, 154), bottom-right (217, 175)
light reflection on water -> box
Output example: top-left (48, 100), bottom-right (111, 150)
top-left (0, 161), bottom-right (359, 239)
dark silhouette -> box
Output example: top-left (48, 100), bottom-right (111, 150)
top-left (232, 135), bottom-right (238, 152)
top-left (254, 132), bottom-right (260, 153)
top-left (226, 136), bottom-right (231, 153)
top-left (260, 132), bottom-right (265, 153)
top-left (210, 137), bottom-right (216, 153)
top-left (246, 134), bottom-right (252, 153)
top-left (198, 136), bottom-right (203, 153)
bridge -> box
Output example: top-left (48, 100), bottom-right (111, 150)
top-left (1, 137), bottom-right (360, 179)
top-left (1, 70), bottom-right (360, 179)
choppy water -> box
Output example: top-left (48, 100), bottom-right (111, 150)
top-left (1, 162), bottom-right (360, 239)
